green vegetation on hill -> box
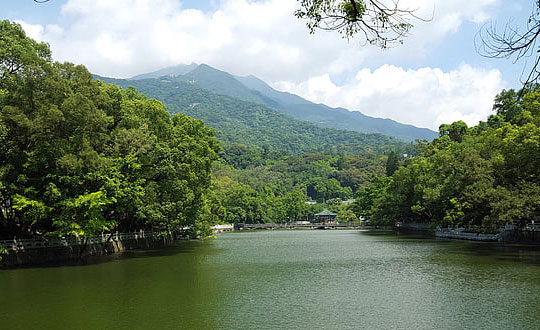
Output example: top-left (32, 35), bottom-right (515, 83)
top-left (99, 75), bottom-right (406, 155)
top-left (236, 74), bottom-right (438, 142)
top-left (181, 64), bottom-right (267, 105)
top-left (129, 64), bottom-right (437, 141)
top-left (98, 74), bottom-right (404, 225)
top-left (202, 149), bottom-right (384, 224)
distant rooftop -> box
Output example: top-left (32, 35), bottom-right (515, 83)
top-left (315, 209), bottom-right (337, 216)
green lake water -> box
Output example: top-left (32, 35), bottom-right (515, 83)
top-left (1, 230), bottom-right (540, 330)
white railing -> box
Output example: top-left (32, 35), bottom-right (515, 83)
top-left (0, 231), bottom-right (166, 252)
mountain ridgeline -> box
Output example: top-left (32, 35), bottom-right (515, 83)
top-left (126, 64), bottom-right (437, 142)
top-left (98, 75), bottom-right (406, 155)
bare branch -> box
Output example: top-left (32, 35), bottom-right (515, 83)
top-left (477, 1), bottom-right (540, 87)
top-left (295, 0), bottom-right (430, 48)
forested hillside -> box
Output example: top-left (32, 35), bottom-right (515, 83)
top-left (129, 64), bottom-right (438, 141)
top-left (97, 72), bottom-right (407, 225)
top-left (99, 75), bottom-right (405, 155)
top-left (235, 74), bottom-right (438, 142)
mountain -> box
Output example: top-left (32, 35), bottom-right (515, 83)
top-left (97, 75), bottom-right (405, 155)
top-left (129, 63), bottom-right (198, 80)
top-left (235, 75), bottom-right (438, 142)
top-left (130, 63), bottom-right (437, 141)
top-left (235, 75), bottom-right (311, 106)
top-left (179, 64), bottom-right (269, 105)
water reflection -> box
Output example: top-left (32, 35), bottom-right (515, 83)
top-left (1, 230), bottom-right (540, 330)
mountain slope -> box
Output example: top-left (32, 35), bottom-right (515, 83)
top-left (179, 64), bottom-right (270, 105)
top-left (97, 75), bottom-right (404, 154)
top-left (127, 64), bottom-right (437, 142)
top-left (235, 75), bottom-right (311, 106)
top-left (130, 63), bottom-right (198, 80)
top-left (236, 74), bottom-right (438, 142)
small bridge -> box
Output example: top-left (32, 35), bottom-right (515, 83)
top-left (236, 223), bottom-right (364, 230)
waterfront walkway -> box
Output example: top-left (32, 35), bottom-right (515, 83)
top-left (236, 223), bottom-right (364, 230)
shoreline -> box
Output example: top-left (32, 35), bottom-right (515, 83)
top-left (4, 226), bottom-right (540, 268)
top-left (0, 232), bottom-right (176, 268)
top-left (395, 223), bottom-right (540, 244)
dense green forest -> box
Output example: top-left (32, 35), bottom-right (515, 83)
top-left (202, 149), bottom-right (387, 224)
top-left (0, 21), bottom-right (219, 239)
top-left (98, 73), bottom-right (408, 225)
top-left (355, 86), bottom-right (540, 232)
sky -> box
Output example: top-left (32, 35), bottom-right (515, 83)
top-left (1, 0), bottom-right (535, 130)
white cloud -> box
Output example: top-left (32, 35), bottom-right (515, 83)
top-left (16, 0), bottom-right (504, 129)
top-left (18, 0), bottom-right (498, 79)
top-left (275, 64), bottom-right (505, 130)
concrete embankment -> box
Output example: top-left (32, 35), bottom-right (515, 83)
top-left (0, 232), bottom-right (175, 268)
top-left (500, 230), bottom-right (540, 244)
top-left (397, 222), bottom-right (540, 243)
top-left (435, 231), bottom-right (500, 242)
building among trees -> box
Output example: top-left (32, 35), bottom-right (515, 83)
top-left (314, 209), bottom-right (338, 223)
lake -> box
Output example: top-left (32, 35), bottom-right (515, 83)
top-left (1, 230), bottom-right (540, 330)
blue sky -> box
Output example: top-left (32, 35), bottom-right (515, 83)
top-left (1, 0), bottom-right (535, 129)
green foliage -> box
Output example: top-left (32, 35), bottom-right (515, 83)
top-left (352, 176), bottom-right (391, 221)
top-left (0, 20), bottom-right (51, 79)
top-left (439, 121), bottom-right (468, 143)
top-left (205, 149), bottom-right (383, 224)
top-left (337, 208), bottom-right (358, 223)
top-left (385, 150), bottom-right (399, 176)
top-left (0, 20), bottom-right (219, 239)
top-left (369, 86), bottom-right (540, 230)
top-left (0, 245), bottom-right (7, 261)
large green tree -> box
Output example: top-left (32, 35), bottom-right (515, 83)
top-left (0, 21), bottom-right (219, 239)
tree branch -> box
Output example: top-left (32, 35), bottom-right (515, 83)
top-left (477, 2), bottom-right (540, 87)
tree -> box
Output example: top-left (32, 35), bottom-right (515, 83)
top-left (295, 0), bottom-right (425, 48)
top-left (337, 208), bottom-right (358, 222)
top-left (438, 120), bottom-right (468, 143)
top-left (0, 20), bottom-right (51, 82)
top-left (352, 176), bottom-right (391, 219)
top-left (282, 189), bottom-right (309, 222)
top-left (478, 1), bottom-right (540, 87)
top-left (368, 84), bottom-right (540, 231)
top-left (385, 150), bottom-right (399, 176)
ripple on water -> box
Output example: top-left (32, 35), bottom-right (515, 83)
top-left (1, 230), bottom-right (539, 330)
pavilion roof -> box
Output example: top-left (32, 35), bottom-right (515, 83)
top-left (315, 209), bottom-right (337, 216)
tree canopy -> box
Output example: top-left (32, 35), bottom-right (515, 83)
top-left (0, 21), bottom-right (219, 239)
top-left (354, 85), bottom-right (540, 232)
